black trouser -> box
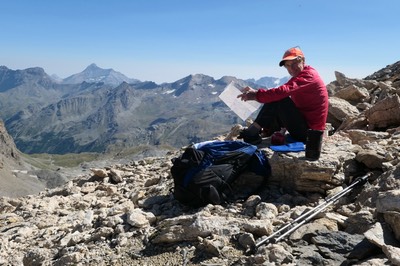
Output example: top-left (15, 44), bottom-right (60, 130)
top-left (254, 97), bottom-right (308, 142)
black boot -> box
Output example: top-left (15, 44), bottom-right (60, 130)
top-left (305, 129), bottom-right (323, 160)
top-left (238, 129), bottom-right (262, 145)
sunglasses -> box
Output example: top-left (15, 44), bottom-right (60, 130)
top-left (284, 60), bottom-right (297, 68)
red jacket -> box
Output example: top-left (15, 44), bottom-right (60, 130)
top-left (256, 65), bottom-right (328, 131)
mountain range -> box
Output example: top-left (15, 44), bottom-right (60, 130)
top-left (0, 64), bottom-right (288, 154)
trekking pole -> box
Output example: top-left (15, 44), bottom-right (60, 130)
top-left (255, 172), bottom-right (371, 248)
top-left (254, 184), bottom-right (353, 248)
top-left (255, 183), bottom-right (351, 247)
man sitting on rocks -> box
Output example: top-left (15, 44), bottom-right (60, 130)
top-left (237, 46), bottom-right (329, 149)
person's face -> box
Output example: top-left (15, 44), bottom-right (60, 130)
top-left (284, 58), bottom-right (304, 77)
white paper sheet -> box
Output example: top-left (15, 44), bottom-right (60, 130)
top-left (219, 82), bottom-right (261, 121)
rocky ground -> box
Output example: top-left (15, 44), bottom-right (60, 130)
top-left (1, 63), bottom-right (400, 265)
top-left (1, 135), bottom-right (400, 266)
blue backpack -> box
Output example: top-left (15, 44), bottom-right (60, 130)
top-left (171, 140), bottom-right (271, 207)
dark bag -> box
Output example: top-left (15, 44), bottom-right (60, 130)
top-left (171, 140), bottom-right (271, 207)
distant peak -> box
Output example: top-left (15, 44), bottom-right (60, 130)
top-left (83, 63), bottom-right (114, 73)
top-left (86, 63), bottom-right (100, 69)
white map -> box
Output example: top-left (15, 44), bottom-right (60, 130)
top-left (219, 82), bottom-right (261, 121)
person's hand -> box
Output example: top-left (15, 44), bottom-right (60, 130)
top-left (237, 86), bottom-right (257, 101)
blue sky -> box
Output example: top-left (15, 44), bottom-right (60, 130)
top-left (1, 0), bottom-right (399, 84)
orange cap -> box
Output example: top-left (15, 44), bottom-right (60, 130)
top-left (279, 47), bottom-right (304, 67)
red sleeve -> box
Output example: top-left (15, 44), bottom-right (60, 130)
top-left (255, 69), bottom-right (316, 103)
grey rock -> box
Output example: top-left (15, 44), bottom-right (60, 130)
top-left (364, 222), bottom-right (400, 248)
top-left (382, 245), bottom-right (400, 266)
